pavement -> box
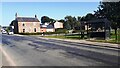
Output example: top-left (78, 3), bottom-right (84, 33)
top-left (1, 34), bottom-right (120, 66)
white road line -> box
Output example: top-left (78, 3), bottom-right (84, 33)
top-left (0, 45), bottom-right (16, 66)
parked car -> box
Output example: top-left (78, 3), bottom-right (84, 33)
top-left (2, 30), bottom-right (7, 34)
top-left (8, 31), bottom-right (14, 35)
top-left (8, 29), bottom-right (14, 35)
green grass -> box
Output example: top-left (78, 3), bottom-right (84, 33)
top-left (110, 29), bottom-right (120, 43)
top-left (45, 35), bottom-right (66, 39)
top-left (90, 30), bottom-right (120, 44)
top-left (45, 34), bottom-right (120, 44)
top-left (45, 34), bottom-right (82, 40)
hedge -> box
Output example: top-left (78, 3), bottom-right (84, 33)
top-left (18, 32), bottom-right (66, 35)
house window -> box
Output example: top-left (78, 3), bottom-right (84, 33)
top-left (23, 29), bottom-right (25, 33)
top-left (34, 28), bottom-right (36, 32)
top-left (23, 23), bottom-right (25, 26)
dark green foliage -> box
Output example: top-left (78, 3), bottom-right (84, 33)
top-left (64, 22), bottom-right (71, 30)
top-left (58, 19), bottom-right (65, 23)
top-left (95, 2), bottom-right (120, 29)
top-left (84, 13), bottom-right (97, 21)
top-left (41, 16), bottom-right (50, 24)
top-left (95, 1), bottom-right (120, 41)
top-left (41, 16), bottom-right (55, 25)
top-left (19, 33), bottom-right (42, 35)
top-left (64, 16), bottom-right (81, 30)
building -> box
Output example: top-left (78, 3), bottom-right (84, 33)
top-left (40, 22), bottom-right (55, 32)
top-left (40, 24), bottom-right (47, 33)
top-left (10, 13), bottom-right (40, 33)
top-left (46, 25), bottom-right (55, 32)
top-left (54, 21), bottom-right (63, 29)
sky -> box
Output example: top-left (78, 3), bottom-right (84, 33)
top-left (1, 2), bottom-right (100, 26)
top-left (1, 0), bottom-right (102, 2)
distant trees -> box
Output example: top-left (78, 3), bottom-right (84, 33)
top-left (41, 16), bottom-right (50, 24)
top-left (65, 16), bottom-right (74, 30)
top-left (64, 16), bottom-right (81, 30)
top-left (95, 2), bottom-right (120, 29)
top-left (63, 21), bottom-right (71, 30)
top-left (49, 18), bottom-right (56, 25)
top-left (41, 16), bottom-right (55, 25)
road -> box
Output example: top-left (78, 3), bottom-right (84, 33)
top-left (1, 34), bottom-right (120, 66)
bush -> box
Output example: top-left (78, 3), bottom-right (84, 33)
top-left (18, 32), bottom-right (66, 35)
top-left (55, 28), bottom-right (68, 33)
top-left (19, 32), bottom-right (42, 35)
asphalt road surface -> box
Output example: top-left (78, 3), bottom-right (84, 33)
top-left (1, 34), bottom-right (120, 66)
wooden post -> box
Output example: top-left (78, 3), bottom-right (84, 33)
top-left (118, 28), bottom-right (120, 43)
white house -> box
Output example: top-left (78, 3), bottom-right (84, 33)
top-left (46, 25), bottom-right (55, 32)
top-left (54, 21), bottom-right (63, 29)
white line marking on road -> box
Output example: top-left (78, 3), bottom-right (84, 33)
top-left (0, 45), bottom-right (16, 66)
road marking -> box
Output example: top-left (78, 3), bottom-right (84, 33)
top-left (0, 45), bottom-right (16, 66)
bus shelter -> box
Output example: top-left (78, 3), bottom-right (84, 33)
top-left (85, 19), bottom-right (111, 40)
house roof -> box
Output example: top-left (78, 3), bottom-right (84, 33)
top-left (16, 17), bottom-right (40, 22)
top-left (40, 24), bottom-right (47, 28)
top-left (46, 25), bottom-right (54, 29)
top-left (86, 18), bottom-right (110, 24)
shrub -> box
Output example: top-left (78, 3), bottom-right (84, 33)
top-left (19, 32), bottom-right (42, 35)
top-left (55, 28), bottom-right (68, 33)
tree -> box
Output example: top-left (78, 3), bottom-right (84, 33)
top-left (10, 20), bottom-right (15, 26)
top-left (84, 13), bottom-right (96, 21)
top-left (65, 16), bottom-right (79, 30)
top-left (58, 19), bottom-right (65, 23)
top-left (78, 16), bottom-right (81, 22)
top-left (65, 16), bottom-right (73, 30)
top-left (64, 21), bottom-right (71, 30)
top-left (41, 16), bottom-right (50, 24)
top-left (95, 1), bottom-right (120, 41)
top-left (73, 16), bottom-right (81, 30)
top-left (49, 18), bottom-right (55, 25)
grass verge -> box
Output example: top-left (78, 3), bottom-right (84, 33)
top-left (44, 34), bottom-right (83, 40)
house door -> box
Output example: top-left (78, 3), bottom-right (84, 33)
top-left (34, 28), bottom-right (36, 32)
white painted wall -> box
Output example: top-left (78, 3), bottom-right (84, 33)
top-left (54, 21), bottom-right (63, 29)
top-left (46, 29), bottom-right (55, 32)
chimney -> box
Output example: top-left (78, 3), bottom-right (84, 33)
top-left (35, 15), bottom-right (37, 18)
top-left (15, 13), bottom-right (17, 19)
